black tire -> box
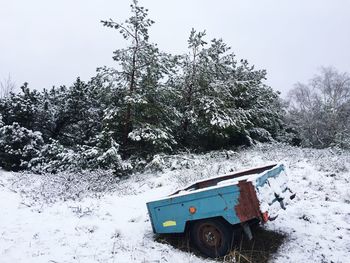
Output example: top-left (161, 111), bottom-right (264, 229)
top-left (190, 218), bottom-right (233, 258)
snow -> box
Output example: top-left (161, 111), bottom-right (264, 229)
top-left (1, 143), bottom-right (350, 262)
top-left (161, 164), bottom-right (283, 200)
top-left (256, 170), bottom-right (293, 218)
top-left (0, 171), bottom-right (201, 263)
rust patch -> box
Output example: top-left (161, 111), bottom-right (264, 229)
top-left (234, 181), bottom-right (261, 222)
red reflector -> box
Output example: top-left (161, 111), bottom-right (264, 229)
top-left (262, 211), bottom-right (269, 222)
top-left (189, 206), bottom-right (197, 214)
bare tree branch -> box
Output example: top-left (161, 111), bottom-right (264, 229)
top-left (0, 74), bottom-right (16, 98)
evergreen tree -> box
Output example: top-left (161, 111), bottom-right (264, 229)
top-left (0, 83), bottom-right (42, 131)
top-left (0, 1), bottom-right (287, 171)
top-left (171, 29), bottom-right (283, 149)
top-left (100, 0), bottom-right (178, 156)
top-left (0, 122), bottom-right (43, 170)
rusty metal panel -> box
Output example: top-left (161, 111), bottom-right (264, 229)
top-left (234, 181), bottom-right (262, 222)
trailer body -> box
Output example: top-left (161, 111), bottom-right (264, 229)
top-left (147, 163), bottom-right (294, 234)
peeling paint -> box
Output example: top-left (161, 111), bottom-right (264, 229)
top-left (235, 181), bottom-right (262, 222)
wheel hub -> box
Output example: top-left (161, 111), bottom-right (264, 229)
top-left (200, 224), bottom-right (222, 247)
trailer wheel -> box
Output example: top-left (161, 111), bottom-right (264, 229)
top-left (190, 218), bottom-right (233, 258)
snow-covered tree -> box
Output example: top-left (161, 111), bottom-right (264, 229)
top-left (99, 0), bottom-right (178, 155)
top-left (0, 74), bottom-right (16, 99)
top-left (0, 1), bottom-right (287, 171)
top-left (0, 83), bottom-right (42, 131)
top-left (170, 30), bottom-right (283, 149)
top-left (229, 71), bottom-right (284, 142)
top-left (287, 67), bottom-right (350, 148)
top-left (29, 138), bottom-right (127, 174)
top-left (50, 78), bottom-right (104, 146)
top-left (0, 122), bottom-right (43, 170)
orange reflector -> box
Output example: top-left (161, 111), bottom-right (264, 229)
top-left (262, 211), bottom-right (269, 222)
top-left (189, 206), bottom-right (197, 214)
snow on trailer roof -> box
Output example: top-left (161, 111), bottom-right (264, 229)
top-left (216, 165), bottom-right (282, 186)
top-left (149, 163), bottom-right (283, 202)
top-left (151, 180), bottom-right (240, 201)
top-left (174, 162), bottom-right (280, 190)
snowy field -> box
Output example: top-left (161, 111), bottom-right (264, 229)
top-left (1, 143), bottom-right (350, 263)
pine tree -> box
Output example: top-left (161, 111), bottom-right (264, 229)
top-left (0, 83), bottom-right (42, 131)
top-left (170, 30), bottom-right (283, 149)
top-left (0, 122), bottom-right (43, 170)
top-left (100, 0), bottom-right (178, 156)
top-left (0, 1), bottom-right (287, 171)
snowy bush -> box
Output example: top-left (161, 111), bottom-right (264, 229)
top-left (95, 139), bottom-right (132, 174)
top-left (129, 125), bottom-right (177, 154)
top-left (8, 169), bottom-right (122, 204)
top-left (29, 139), bottom-right (130, 175)
top-left (144, 154), bottom-right (167, 171)
top-left (0, 122), bottom-right (43, 170)
top-left (29, 140), bottom-right (79, 173)
top-left (248, 127), bottom-right (273, 143)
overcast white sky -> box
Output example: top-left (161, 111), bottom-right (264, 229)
top-left (1, 0), bottom-right (349, 96)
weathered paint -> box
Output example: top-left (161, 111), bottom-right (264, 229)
top-left (147, 164), bottom-right (286, 234)
top-left (147, 184), bottom-right (241, 233)
top-left (255, 164), bottom-right (285, 187)
top-left (234, 181), bottom-right (261, 222)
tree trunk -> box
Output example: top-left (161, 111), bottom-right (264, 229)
top-left (123, 30), bottom-right (138, 146)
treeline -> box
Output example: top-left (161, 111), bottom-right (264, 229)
top-left (1, 1), bottom-right (348, 174)
top-left (287, 67), bottom-right (350, 149)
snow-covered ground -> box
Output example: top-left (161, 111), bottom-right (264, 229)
top-left (1, 143), bottom-right (350, 263)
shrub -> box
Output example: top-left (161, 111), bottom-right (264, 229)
top-left (0, 122), bottom-right (43, 170)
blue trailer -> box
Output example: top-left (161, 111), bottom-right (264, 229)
top-left (146, 163), bottom-right (295, 258)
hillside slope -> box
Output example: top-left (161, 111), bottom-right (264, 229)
top-left (1, 144), bottom-right (349, 262)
